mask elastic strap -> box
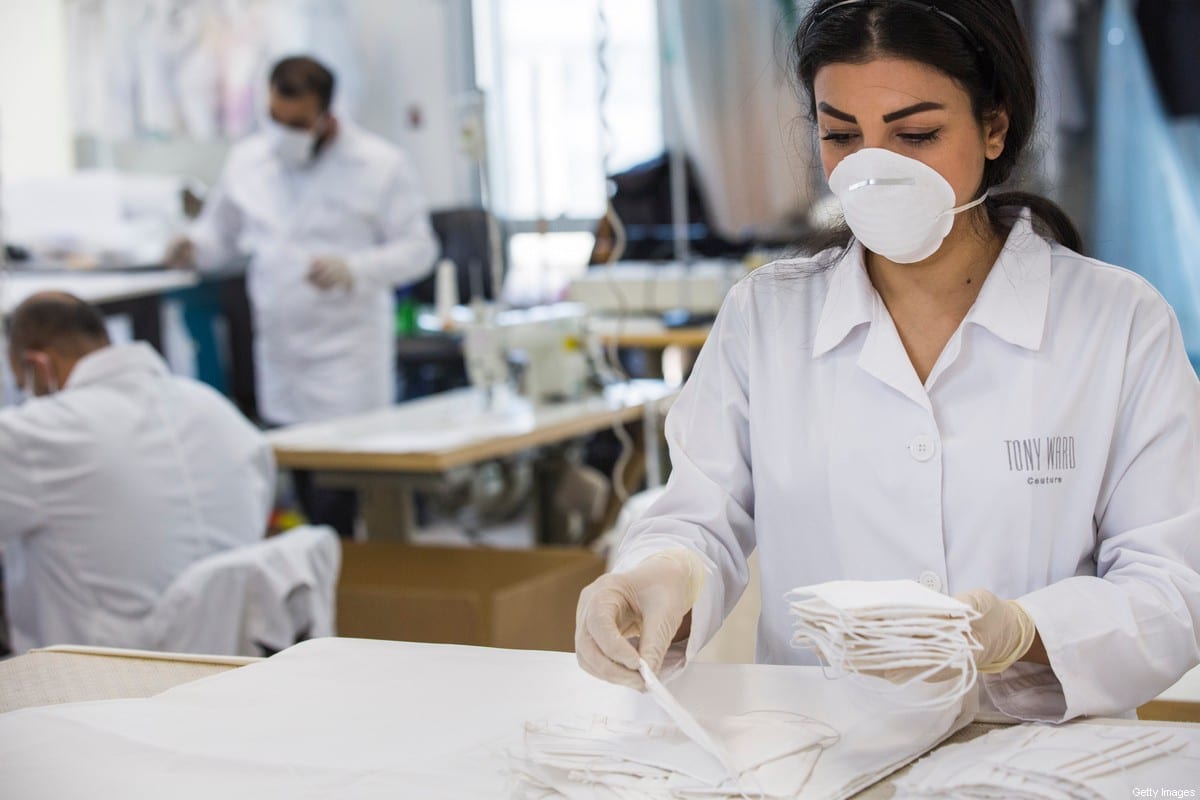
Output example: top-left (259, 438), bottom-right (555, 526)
top-left (24, 358), bottom-right (59, 397)
top-left (942, 189), bottom-right (990, 218)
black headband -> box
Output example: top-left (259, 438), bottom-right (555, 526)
top-left (809, 0), bottom-right (987, 57)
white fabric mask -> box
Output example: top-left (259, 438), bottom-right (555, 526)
top-left (20, 362), bottom-right (59, 402)
top-left (786, 579), bottom-right (981, 710)
top-left (265, 118), bottom-right (318, 168)
top-left (829, 148), bottom-right (989, 264)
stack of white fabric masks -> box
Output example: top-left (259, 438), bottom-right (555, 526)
top-left (893, 722), bottom-right (1198, 799)
top-left (512, 711), bottom-right (840, 799)
top-left (786, 580), bottom-right (981, 709)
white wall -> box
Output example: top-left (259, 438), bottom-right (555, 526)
top-left (0, 0), bottom-right (73, 180)
top-left (350, 0), bottom-right (479, 208)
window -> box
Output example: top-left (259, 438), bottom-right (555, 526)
top-left (473, 0), bottom-right (662, 223)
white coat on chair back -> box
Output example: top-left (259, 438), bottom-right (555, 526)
top-left (144, 525), bottom-right (341, 657)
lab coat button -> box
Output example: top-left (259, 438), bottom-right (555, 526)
top-left (908, 435), bottom-right (937, 462)
top-left (918, 571), bottom-right (943, 592)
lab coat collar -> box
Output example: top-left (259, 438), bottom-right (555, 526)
top-left (65, 342), bottom-right (169, 390)
top-left (314, 120), bottom-right (371, 167)
top-left (811, 212), bottom-right (1052, 358)
top-left (962, 213), bottom-right (1052, 352)
top-left (270, 119), bottom-right (368, 175)
top-left (811, 245), bottom-right (875, 359)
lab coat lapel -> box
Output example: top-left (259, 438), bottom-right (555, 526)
top-left (286, 131), bottom-right (355, 236)
top-left (812, 243), bottom-right (932, 411)
top-left (857, 296), bottom-right (933, 412)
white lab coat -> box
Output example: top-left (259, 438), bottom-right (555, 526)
top-left (144, 526), bottom-right (341, 657)
top-left (190, 121), bottom-right (438, 424)
top-left (614, 214), bottom-right (1200, 723)
top-left (0, 343), bottom-right (276, 653)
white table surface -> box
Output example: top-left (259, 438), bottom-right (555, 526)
top-left (1, 269), bottom-right (198, 314)
top-left (0, 637), bottom-right (974, 799)
top-left (267, 380), bottom-right (676, 462)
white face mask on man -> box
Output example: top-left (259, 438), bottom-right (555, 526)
top-left (19, 359), bottom-right (59, 403)
top-left (264, 118), bottom-right (320, 168)
top-left (829, 147), bottom-right (989, 264)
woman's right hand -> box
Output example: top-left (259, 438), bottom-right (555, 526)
top-left (574, 548), bottom-right (707, 691)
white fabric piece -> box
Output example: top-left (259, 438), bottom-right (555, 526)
top-left (189, 120), bottom-right (438, 425)
top-left (512, 710), bottom-right (839, 799)
top-left (141, 526), bottom-right (341, 657)
top-left (894, 721), bottom-right (1200, 799)
top-left (0, 638), bottom-right (974, 799)
top-left (787, 580), bottom-right (981, 710)
top-left (0, 343), bottom-right (276, 653)
top-left (638, 658), bottom-right (743, 784)
top-left (612, 214), bottom-right (1200, 722)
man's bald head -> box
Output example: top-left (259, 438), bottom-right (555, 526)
top-left (8, 293), bottom-right (110, 394)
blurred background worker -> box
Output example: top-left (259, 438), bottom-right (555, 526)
top-left (0, 293), bottom-right (276, 654)
top-left (165, 56), bottom-right (439, 536)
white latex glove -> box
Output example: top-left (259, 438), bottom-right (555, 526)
top-left (957, 588), bottom-right (1037, 674)
top-left (307, 256), bottom-right (354, 290)
top-left (575, 548), bottom-right (707, 691)
top-left (163, 236), bottom-right (196, 269)
top-left (856, 589), bottom-right (1035, 685)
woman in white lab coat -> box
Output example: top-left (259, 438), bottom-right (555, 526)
top-left (576, 0), bottom-right (1200, 722)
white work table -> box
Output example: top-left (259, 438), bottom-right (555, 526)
top-left (589, 315), bottom-right (712, 349)
top-left (268, 381), bottom-right (678, 540)
top-left (1, 269), bottom-right (198, 313)
top-left (268, 380), bottom-right (676, 473)
top-left (2, 638), bottom-right (1196, 799)
top-left (1, 269), bottom-right (200, 353)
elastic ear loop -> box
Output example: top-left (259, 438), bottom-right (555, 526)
top-left (789, 596), bottom-right (982, 707)
top-left (932, 726), bottom-right (1195, 797)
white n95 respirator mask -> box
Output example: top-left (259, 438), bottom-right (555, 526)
top-left (265, 119), bottom-right (318, 168)
top-left (828, 148), bottom-right (988, 264)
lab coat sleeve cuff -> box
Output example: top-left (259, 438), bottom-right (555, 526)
top-left (189, 229), bottom-right (230, 272)
top-left (980, 663), bottom-right (1069, 723)
top-left (612, 536), bottom-right (726, 683)
top-left (343, 235), bottom-right (438, 292)
top-left (343, 253), bottom-right (375, 288)
top-left (980, 586), bottom-right (1075, 722)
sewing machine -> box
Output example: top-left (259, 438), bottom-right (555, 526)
top-left (462, 302), bottom-right (596, 406)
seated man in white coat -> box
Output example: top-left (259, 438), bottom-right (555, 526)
top-left (0, 293), bottom-right (276, 653)
top-left (165, 55), bottom-right (438, 537)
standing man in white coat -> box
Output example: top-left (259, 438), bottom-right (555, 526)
top-left (0, 293), bottom-right (275, 653)
top-left (166, 56), bottom-right (438, 535)
top-left (576, 0), bottom-right (1200, 723)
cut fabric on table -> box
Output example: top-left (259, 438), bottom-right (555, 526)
top-left (511, 710), bottom-right (840, 799)
top-left (894, 722), bottom-right (1200, 799)
top-left (787, 580), bottom-right (981, 709)
top-left (637, 657), bottom-right (744, 784)
top-left (510, 656), bottom-right (841, 798)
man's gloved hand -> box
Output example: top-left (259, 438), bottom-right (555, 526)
top-left (307, 256), bottom-right (354, 290)
top-left (957, 588), bottom-right (1037, 674)
top-left (575, 548), bottom-right (707, 691)
top-left (163, 236), bottom-right (196, 269)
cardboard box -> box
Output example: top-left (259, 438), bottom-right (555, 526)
top-left (336, 543), bottom-right (605, 652)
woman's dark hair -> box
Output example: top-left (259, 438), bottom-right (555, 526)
top-left (792, 0), bottom-right (1083, 254)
